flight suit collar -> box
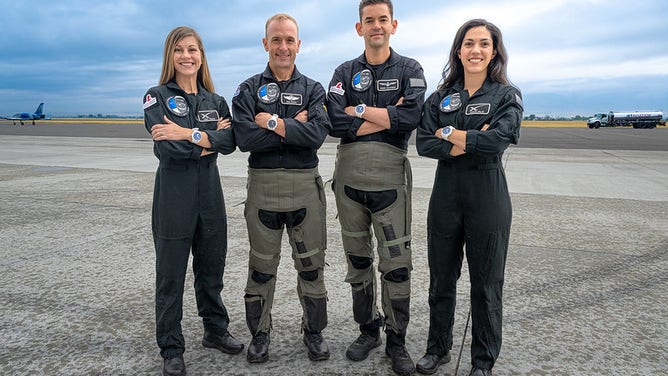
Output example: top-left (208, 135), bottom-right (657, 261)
top-left (165, 80), bottom-right (210, 97)
top-left (452, 77), bottom-right (495, 98)
top-left (356, 47), bottom-right (401, 68)
top-left (261, 64), bottom-right (304, 83)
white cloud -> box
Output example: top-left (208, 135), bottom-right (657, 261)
top-left (1, 0), bottom-right (667, 116)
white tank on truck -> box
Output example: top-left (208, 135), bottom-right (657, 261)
top-left (587, 111), bottom-right (664, 129)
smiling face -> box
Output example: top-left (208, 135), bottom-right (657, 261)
top-left (172, 36), bottom-right (202, 80)
top-left (263, 18), bottom-right (300, 74)
top-left (356, 3), bottom-right (397, 51)
top-left (458, 26), bottom-right (496, 78)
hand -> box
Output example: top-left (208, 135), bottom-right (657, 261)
top-left (217, 118), bottom-right (231, 130)
top-left (294, 110), bottom-right (308, 122)
top-left (344, 105), bottom-right (356, 117)
top-left (151, 116), bottom-right (187, 141)
top-left (481, 123), bottom-right (490, 131)
top-left (395, 97), bottom-right (404, 106)
top-left (255, 112), bottom-right (272, 129)
top-left (449, 145), bottom-right (466, 156)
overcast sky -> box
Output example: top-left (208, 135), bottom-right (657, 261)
top-left (0, 0), bottom-right (666, 117)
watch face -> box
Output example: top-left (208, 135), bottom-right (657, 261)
top-left (193, 131), bottom-right (202, 141)
top-left (356, 104), bottom-right (365, 114)
top-left (441, 127), bottom-right (452, 138)
top-left (267, 119), bottom-right (277, 130)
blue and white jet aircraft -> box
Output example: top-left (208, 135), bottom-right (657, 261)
top-left (3, 103), bottom-right (50, 125)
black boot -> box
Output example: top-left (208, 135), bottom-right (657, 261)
top-left (163, 354), bottom-right (186, 376)
top-left (202, 330), bottom-right (244, 355)
top-left (469, 367), bottom-right (493, 376)
top-left (416, 352), bottom-right (451, 374)
top-left (386, 329), bottom-right (415, 376)
top-left (386, 344), bottom-right (415, 376)
top-left (303, 331), bottom-right (330, 361)
top-left (345, 327), bottom-right (381, 361)
top-left (247, 331), bottom-right (270, 363)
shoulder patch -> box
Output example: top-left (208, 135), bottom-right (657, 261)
top-left (409, 78), bottom-right (426, 88)
top-left (143, 93), bottom-right (157, 110)
top-left (329, 82), bottom-right (345, 96)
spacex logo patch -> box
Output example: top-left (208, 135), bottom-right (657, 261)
top-left (197, 110), bottom-right (220, 122)
top-left (465, 103), bottom-right (491, 115)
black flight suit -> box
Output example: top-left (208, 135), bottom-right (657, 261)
top-left (416, 78), bottom-right (523, 370)
top-left (143, 80), bottom-right (236, 359)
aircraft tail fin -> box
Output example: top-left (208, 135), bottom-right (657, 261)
top-left (34, 103), bottom-right (45, 119)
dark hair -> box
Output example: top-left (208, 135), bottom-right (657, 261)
top-left (358, 0), bottom-right (393, 20)
top-left (439, 19), bottom-right (509, 90)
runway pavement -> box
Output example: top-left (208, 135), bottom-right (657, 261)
top-left (0, 134), bottom-right (666, 375)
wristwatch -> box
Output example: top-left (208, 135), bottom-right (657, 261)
top-left (191, 128), bottom-right (202, 143)
top-left (267, 114), bottom-right (279, 131)
top-left (355, 104), bottom-right (366, 118)
top-left (441, 126), bottom-right (454, 141)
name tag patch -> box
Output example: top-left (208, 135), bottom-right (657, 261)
top-left (281, 93), bottom-right (303, 106)
top-left (377, 79), bottom-right (399, 92)
top-left (465, 103), bottom-right (491, 115)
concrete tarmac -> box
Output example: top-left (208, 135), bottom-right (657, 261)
top-left (1, 134), bottom-right (667, 375)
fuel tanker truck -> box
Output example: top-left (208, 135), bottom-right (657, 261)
top-left (587, 111), bottom-right (664, 129)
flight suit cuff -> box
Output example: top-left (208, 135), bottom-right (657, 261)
top-left (465, 130), bottom-right (477, 154)
top-left (347, 118), bottom-right (364, 140)
top-left (386, 105), bottom-right (398, 134)
top-left (189, 144), bottom-right (203, 160)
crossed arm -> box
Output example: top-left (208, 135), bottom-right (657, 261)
top-left (253, 110), bottom-right (308, 138)
top-left (150, 115), bottom-right (231, 156)
top-left (434, 123), bottom-right (490, 156)
top-left (343, 97), bottom-right (403, 136)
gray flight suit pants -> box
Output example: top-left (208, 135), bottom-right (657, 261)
top-left (243, 167), bottom-right (328, 335)
top-left (333, 141), bottom-right (413, 345)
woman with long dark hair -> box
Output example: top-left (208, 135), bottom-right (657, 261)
top-left (415, 19), bottom-right (523, 376)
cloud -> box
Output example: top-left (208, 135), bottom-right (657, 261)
top-left (0, 0), bottom-right (666, 116)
